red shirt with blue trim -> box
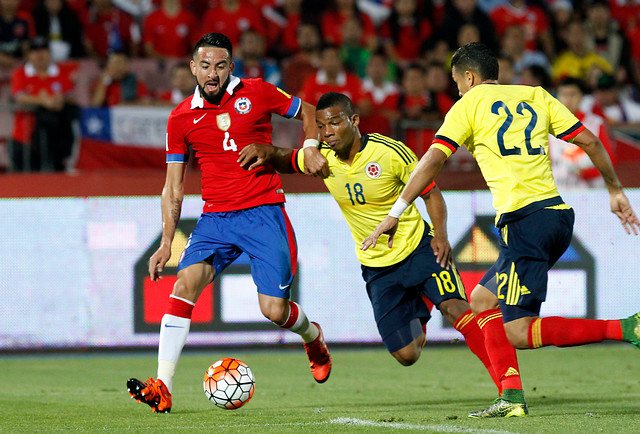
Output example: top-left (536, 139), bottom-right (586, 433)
top-left (166, 76), bottom-right (301, 212)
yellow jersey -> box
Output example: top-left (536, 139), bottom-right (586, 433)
top-left (431, 84), bottom-right (584, 226)
top-left (294, 133), bottom-right (435, 267)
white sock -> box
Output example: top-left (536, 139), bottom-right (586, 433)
top-left (278, 301), bottom-right (319, 343)
top-left (157, 314), bottom-right (191, 393)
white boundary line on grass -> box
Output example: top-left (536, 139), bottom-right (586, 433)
top-left (198, 418), bottom-right (514, 433)
top-left (330, 417), bottom-right (514, 433)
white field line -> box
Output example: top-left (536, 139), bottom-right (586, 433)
top-left (330, 417), bottom-right (514, 433)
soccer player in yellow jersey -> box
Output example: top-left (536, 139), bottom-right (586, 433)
top-left (363, 42), bottom-right (640, 418)
top-left (238, 91), bottom-right (501, 391)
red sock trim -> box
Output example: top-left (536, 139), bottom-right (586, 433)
top-left (282, 301), bottom-right (299, 329)
top-left (167, 296), bottom-right (194, 319)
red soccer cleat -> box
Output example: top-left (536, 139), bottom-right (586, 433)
top-left (303, 322), bottom-right (332, 383)
top-left (127, 377), bottom-right (172, 413)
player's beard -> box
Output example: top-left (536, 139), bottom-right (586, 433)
top-left (199, 76), bottom-right (230, 105)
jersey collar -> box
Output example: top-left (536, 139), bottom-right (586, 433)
top-left (25, 62), bottom-right (59, 77)
top-left (190, 75), bottom-right (242, 109)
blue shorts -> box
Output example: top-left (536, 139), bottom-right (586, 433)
top-left (479, 207), bottom-right (575, 322)
top-left (361, 224), bottom-right (467, 353)
top-left (177, 204), bottom-right (297, 298)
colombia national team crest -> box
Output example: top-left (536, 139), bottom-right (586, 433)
top-left (216, 113), bottom-right (231, 131)
top-left (365, 162), bottom-right (382, 179)
top-left (234, 97), bottom-right (252, 114)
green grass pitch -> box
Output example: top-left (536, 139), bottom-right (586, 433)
top-left (1, 344), bottom-right (639, 432)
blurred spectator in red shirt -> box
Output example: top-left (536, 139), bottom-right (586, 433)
top-left (156, 62), bottom-right (194, 105)
top-left (234, 28), bottom-right (281, 86)
top-left (0, 0), bottom-right (36, 67)
top-left (550, 77), bottom-right (617, 188)
top-left (299, 44), bottom-right (365, 107)
top-left (358, 51), bottom-right (400, 136)
top-left (423, 61), bottom-right (455, 121)
top-left (33, 0), bottom-right (85, 61)
top-left (438, 0), bottom-right (498, 52)
top-left (90, 50), bottom-right (151, 106)
top-left (321, 0), bottom-right (377, 51)
top-left (380, 0), bottom-right (432, 68)
top-left (10, 36), bottom-right (77, 172)
top-left (142, 0), bottom-right (197, 59)
top-left (281, 22), bottom-right (321, 95)
top-left (201, 0), bottom-right (267, 49)
top-left (398, 63), bottom-right (428, 121)
top-left (262, 0), bottom-right (303, 59)
top-left (490, 0), bottom-right (552, 55)
top-left (81, 0), bottom-right (141, 60)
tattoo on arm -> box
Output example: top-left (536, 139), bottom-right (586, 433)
top-left (170, 199), bottom-right (181, 224)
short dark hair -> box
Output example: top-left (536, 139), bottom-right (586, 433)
top-left (317, 92), bottom-right (355, 116)
top-left (193, 33), bottom-right (233, 59)
top-left (557, 77), bottom-right (586, 94)
top-left (451, 42), bottom-right (499, 81)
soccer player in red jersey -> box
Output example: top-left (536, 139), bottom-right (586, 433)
top-left (127, 32), bottom-right (332, 414)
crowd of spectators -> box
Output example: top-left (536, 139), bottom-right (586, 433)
top-left (2, 0), bottom-right (640, 178)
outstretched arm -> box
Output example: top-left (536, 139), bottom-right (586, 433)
top-left (572, 128), bottom-right (639, 235)
top-left (421, 185), bottom-right (451, 269)
top-left (148, 162), bottom-right (187, 281)
top-left (361, 147), bottom-right (449, 250)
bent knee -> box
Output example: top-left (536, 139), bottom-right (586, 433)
top-left (469, 285), bottom-right (499, 315)
top-left (504, 321), bottom-right (532, 349)
top-left (391, 344), bottom-right (421, 366)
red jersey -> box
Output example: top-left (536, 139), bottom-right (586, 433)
top-left (142, 8), bottom-right (197, 58)
top-left (11, 62), bottom-right (74, 143)
top-left (166, 77), bottom-right (302, 212)
top-left (380, 18), bottom-right (433, 62)
top-left (298, 70), bottom-right (365, 106)
top-left (200, 4), bottom-right (266, 48)
top-left (490, 4), bottom-right (548, 50)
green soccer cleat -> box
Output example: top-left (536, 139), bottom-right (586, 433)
top-left (468, 398), bottom-right (528, 418)
top-left (621, 313), bottom-right (640, 349)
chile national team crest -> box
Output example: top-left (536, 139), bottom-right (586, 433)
top-left (234, 97), bottom-right (252, 114)
top-left (365, 162), bottom-right (382, 179)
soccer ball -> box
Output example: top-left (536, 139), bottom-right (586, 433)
top-left (203, 358), bottom-right (255, 410)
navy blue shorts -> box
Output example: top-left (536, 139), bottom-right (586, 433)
top-left (479, 207), bottom-right (574, 322)
top-left (177, 204), bottom-right (297, 298)
top-left (361, 224), bottom-right (467, 353)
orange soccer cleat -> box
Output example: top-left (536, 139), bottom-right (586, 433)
top-left (303, 322), bottom-right (332, 383)
top-left (127, 377), bottom-right (172, 413)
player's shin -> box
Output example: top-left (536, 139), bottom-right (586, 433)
top-left (527, 317), bottom-right (622, 348)
top-left (277, 301), bottom-right (319, 342)
top-left (476, 308), bottom-right (524, 403)
top-left (454, 309), bottom-right (501, 394)
top-left (157, 295), bottom-right (194, 393)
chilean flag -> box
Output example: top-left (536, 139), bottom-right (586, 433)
top-left (76, 106), bottom-right (171, 170)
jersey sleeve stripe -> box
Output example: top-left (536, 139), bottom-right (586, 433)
top-left (433, 135), bottom-right (459, 152)
top-left (374, 134), bottom-right (416, 163)
top-left (419, 181), bottom-right (436, 196)
top-left (284, 96), bottom-right (301, 118)
top-left (291, 148), bottom-right (304, 173)
top-left (556, 121), bottom-right (585, 141)
top-left (167, 154), bottom-right (188, 163)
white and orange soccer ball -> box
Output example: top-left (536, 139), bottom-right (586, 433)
top-left (203, 358), bottom-right (255, 410)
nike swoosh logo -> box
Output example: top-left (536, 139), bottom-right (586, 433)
top-left (164, 324), bottom-right (184, 328)
top-left (279, 284), bottom-right (290, 290)
top-left (193, 113), bottom-right (207, 124)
